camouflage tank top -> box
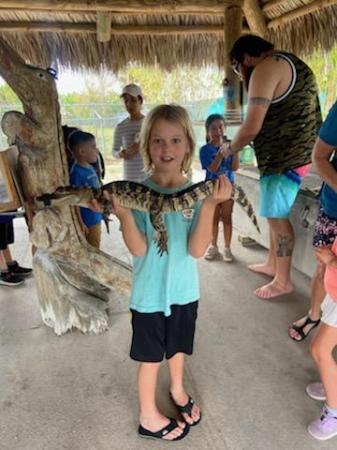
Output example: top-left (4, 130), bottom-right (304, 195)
top-left (253, 52), bottom-right (322, 176)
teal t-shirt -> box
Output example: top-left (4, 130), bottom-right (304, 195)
top-left (130, 178), bottom-right (201, 316)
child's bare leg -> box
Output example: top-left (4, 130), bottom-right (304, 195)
top-left (211, 205), bottom-right (221, 247)
top-left (221, 199), bottom-right (234, 249)
top-left (311, 324), bottom-right (337, 408)
top-left (0, 250), bottom-right (8, 271)
top-left (289, 262), bottom-right (325, 340)
top-left (168, 353), bottom-right (201, 425)
top-left (138, 362), bottom-right (186, 440)
top-left (2, 247), bottom-right (13, 264)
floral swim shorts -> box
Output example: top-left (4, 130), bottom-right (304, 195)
top-left (312, 207), bottom-right (337, 247)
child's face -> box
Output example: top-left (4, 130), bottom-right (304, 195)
top-left (208, 119), bottom-right (226, 145)
top-left (149, 119), bottom-right (190, 174)
top-left (80, 139), bottom-right (98, 164)
top-left (122, 94), bottom-right (142, 116)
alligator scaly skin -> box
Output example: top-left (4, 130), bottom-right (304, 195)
top-left (36, 180), bottom-right (260, 255)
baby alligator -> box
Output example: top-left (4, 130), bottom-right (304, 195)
top-left (36, 180), bottom-right (260, 255)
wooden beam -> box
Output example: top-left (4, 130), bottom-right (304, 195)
top-left (268, 0), bottom-right (337, 29)
top-left (0, 21), bottom-right (250, 35)
top-left (0, 7), bottom-right (221, 16)
top-left (243, 0), bottom-right (268, 36)
top-left (263, 0), bottom-right (293, 14)
top-left (96, 12), bottom-right (111, 42)
top-left (0, 0), bottom-right (235, 14)
top-left (0, 21), bottom-right (94, 33)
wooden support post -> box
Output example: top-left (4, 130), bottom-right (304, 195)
top-left (223, 3), bottom-right (243, 121)
top-left (97, 12), bottom-right (112, 42)
top-left (243, 0), bottom-right (268, 37)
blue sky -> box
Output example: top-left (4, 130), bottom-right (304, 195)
top-left (56, 70), bottom-right (86, 93)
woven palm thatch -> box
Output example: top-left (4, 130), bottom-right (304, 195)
top-left (0, 1), bottom-right (336, 71)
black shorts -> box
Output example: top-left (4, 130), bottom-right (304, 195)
top-left (130, 301), bottom-right (198, 363)
top-left (0, 221), bottom-right (14, 250)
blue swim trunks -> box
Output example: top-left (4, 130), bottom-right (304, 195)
top-left (259, 170), bottom-right (304, 219)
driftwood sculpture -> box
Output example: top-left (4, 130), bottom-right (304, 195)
top-left (0, 38), bottom-right (131, 335)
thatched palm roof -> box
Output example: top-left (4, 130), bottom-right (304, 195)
top-left (0, 1), bottom-right (336, 71)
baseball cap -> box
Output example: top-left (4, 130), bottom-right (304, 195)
top-left (121, 83), bottom-right (143, 99)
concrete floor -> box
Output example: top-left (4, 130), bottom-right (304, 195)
top-left (0, 217), bottom-right (335, 450)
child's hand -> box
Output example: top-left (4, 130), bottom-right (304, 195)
top-left (102, 191), bottom-right (130, 219)
top-left (315, 246), bottom-right (335, 265)
top-left (129, 142), bottom-right (140, 155)
top-left (119, 149), bottom-right (127, 159)
top-left (205, 175), bottom-right (232, 206)
top-left (122, 144), bottom-right (139, 160)
top-left (218, 142), bottom-right (231, 159)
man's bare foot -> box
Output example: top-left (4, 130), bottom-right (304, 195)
top-left (140, 413), bottom-right (187, 440)
top-left (254, 280), bottom-right (294, 299)
top-left (288, 314), bottom-right (321, 341)
top-left (170, 390), bottom-right (201, 425)
top-left (248, 262), bottom-right (276, 277)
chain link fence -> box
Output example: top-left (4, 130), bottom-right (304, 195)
top-left (0, 101), bottom-right (254, 180)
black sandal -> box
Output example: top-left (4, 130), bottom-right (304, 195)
top-left (138, 418), bottom-right (190, 441)
top-left (288, 315), bottom-right (321, 342)
top-left (170, 393), bottom-right (202, 427)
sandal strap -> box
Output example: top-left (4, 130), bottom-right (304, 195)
top-left (174, 396), bottom-right (195, 415)
top-left (304, 316), bottom-right (321, 325)
top-left (139, 418), bottom-right (179, 438)
top-left (291, 316), bottom-right (320, 340)
top-left (160, 418), bottom-right (179, 437)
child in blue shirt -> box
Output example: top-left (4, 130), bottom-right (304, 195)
top-left (199, 114), bottom-right (239, 262)
top-left (69, 130), bottom-right (103, 249)
top-left (102, 104), bottom-right (232, 442)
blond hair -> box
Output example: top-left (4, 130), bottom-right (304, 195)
top-left (140, 104), bottom-right (196, 174)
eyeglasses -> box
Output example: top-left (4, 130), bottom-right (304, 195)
top-left (231, 60), bottom-right (242, 78)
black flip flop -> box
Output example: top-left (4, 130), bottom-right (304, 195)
top-left (138, 418), bottom-right (190, 441)
top-left (288, 316), bottom-right (321, 341)
top-left (170, 393), bottom-right (202, 426)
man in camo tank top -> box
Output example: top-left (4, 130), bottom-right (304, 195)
top-left (221, 35), bottom-right (322, 299)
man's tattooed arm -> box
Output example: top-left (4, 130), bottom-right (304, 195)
top-left (248, 97), bottom-right (272, 107)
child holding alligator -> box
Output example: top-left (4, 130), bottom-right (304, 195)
top-left (68, 130), bottom-right (103, 249)
top-left (94, 104), bottom-right (232, 441)
top-left (199, 114), bottom-right (239, 262)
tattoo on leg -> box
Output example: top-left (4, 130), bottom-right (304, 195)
top-left (276, 235), bottom-right (294, 257)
